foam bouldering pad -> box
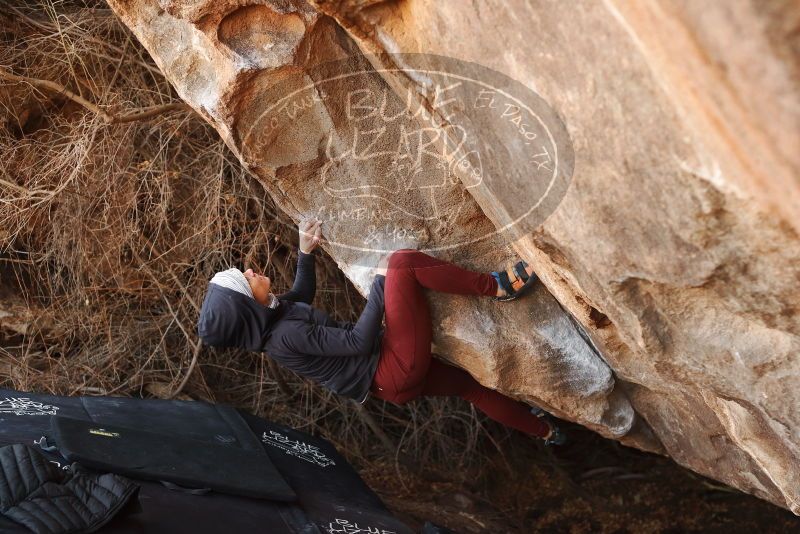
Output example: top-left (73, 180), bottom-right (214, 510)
top-left (0, 389), bottom-right (413, 534)
top-left (49, 415), bottom-right (296, 501)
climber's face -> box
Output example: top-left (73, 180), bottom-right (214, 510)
top-left (243, 268), bottom-right (271, 306)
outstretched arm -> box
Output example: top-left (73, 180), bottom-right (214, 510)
top-left (277, 217), bottom-right (322, 305)
top-left (277, 249), bottom-right (316, 304)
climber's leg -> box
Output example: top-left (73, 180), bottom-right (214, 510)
top-left (371, 249), bottom-right (501, 403)
top-left (370, 249), bottom-right (538, 406)
top-left (419, 359), bottom-right (552, 438)
top-left (370, 251), bottom-right (435, 404)
top-left (385, 248), bottom-right (539, 300)
top-left (385, 249), bottom-right (498, 296)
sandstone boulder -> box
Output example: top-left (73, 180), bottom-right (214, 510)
top-left (107, 0), bottom-right (800, 513)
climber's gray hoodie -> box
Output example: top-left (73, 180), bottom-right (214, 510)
top-left (197, 250), bottom-right (385, 403)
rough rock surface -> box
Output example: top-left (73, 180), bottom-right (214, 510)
top-left (107, 0), bottom-right (800, 513)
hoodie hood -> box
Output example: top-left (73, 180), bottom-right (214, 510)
top-left (197, 283), bottom-right (281, 351)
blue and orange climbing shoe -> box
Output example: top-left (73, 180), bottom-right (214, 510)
top-left (491, 260), bottom-right (538, 301)
top-left (531, 406), bottom-right (567, 446)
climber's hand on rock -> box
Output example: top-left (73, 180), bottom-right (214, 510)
top-left (299, 216), bottom-right (322, 254)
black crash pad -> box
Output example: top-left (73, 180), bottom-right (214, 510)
top-left (49, 415), bottom-right (296, 501)
top-left (0, 389), bottom-right (413, 534)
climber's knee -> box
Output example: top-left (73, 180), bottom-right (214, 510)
top-left (387, 248), bottom-right (418, 269)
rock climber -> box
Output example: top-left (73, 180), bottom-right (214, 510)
top-left (197, 217), bottom-right (565, 445)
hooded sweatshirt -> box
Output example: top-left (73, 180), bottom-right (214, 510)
top-left (197, 250), bottom-right (385, 403)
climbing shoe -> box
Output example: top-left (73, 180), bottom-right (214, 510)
top-left (531, 406), bottom-right (567, 446)
top-left (491, 260), bottom-right (538, 301)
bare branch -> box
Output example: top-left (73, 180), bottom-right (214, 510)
top-left (112, 102), bottom-right (189, 123)
top-left (0, 67), bottom-right (189, 123)
top-left (171, 340), bottom-right (202, 399)
top-left (0, 66), bottom-right (113, 122)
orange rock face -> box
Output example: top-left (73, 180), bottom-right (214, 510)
top-left (108, 0), bottom-right (800, 513)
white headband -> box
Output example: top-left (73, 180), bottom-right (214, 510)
top-left (209, 268), bottom-right (254, 299)
top-left (209, 268), bottom-right (279, 309)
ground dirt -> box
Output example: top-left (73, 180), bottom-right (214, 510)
top-left (357, 420), bottom-right (800, 533)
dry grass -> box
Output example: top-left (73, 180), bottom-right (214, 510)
top-left (5, 4), bottom-right (800, 533)
top-left (0, 0), bottom-right (504, 482)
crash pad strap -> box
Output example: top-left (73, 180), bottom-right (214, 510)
top-left (160, 480), bottom-right (212, 496)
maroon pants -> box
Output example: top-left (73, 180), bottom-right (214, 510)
top-left (370, 249), bottom-right (550, 438)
